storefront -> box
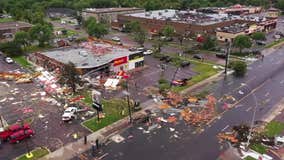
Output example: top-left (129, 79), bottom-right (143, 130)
top-left (128, 52), bottom-right (144, 70)
top-left (112, 56), bottom-right (128, 72)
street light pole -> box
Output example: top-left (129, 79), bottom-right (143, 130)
top-left (126, 80), bottom-right (132, 123)
top-left (242, 84), bottom-right (258, 149)
top-left (224, 41), bottom-right (231, 75)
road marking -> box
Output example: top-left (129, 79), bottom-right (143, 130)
top-left (221, 125), bottom-right (229, 132)
top-left (246, 107), bottom-right (252, 112)
top-left (206, 78), bottom-right (269, 125)
top-left (98, 153), bottom-right (109, 159)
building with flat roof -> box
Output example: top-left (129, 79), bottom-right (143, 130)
top-left (0, 21), bottom-right (32, 40)
top-left (29, 41), bottom-right (144, 75)
top-left (82, 7), bottom-right (144, 24)
top-left (115, 9), bottom-right (253, 36)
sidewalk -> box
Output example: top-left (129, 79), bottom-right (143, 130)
top-left (39, 100), bottom-right (159, 160)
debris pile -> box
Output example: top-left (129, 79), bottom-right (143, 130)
top-left (0, 72), bottom-right (41, 83)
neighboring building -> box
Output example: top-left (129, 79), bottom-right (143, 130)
top-left (266, 7), bottom-right (280, 19)
top-left (219, 4), bottom-right (262, 15)
top-left (0, 21), bottom-right (32, 40)
top-left (82, 7), bottom-right (145, 24)
top-left (216, 18), bottom-right (276, 42)
top-left (46, 8), bottom-right (76, 18)
top-left (29, 41), bottom-right (144, 75)
top-left (115, 9), bottom-right (253, 36)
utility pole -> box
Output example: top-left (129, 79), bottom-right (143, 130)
top-left (170, 67), bottom-right (180, 87)
top-left (224, 41), bottom-right (231, 75)
top-left (0, 116), bottom-right (4, 128)
top-left (126, 80), bottom-right (132, 123)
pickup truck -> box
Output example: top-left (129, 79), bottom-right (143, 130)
top-left (62, 107), bottom-right (78, 121)
top-left (0, 124), bottom-right (30, 141)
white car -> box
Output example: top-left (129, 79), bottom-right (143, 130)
top-left (111, 36), bottom-right (121, 42)
top-left (4, 57), bottom-right (14, 64)
top-left (143, 50), bottom-right (153, 55)
top-left (62, 107), bottom-right (78, 121)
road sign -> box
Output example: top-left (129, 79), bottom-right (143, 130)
top-left (92, 102), bottom-right (103, 112)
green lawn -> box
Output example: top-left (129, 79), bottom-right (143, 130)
top-left (0, 18), bottom-right (14, 23)
top-left (244, 156), bottom-right (257, 160)
top-left (161, 53), bottom-right (218, 92)
top-left (265, 121), bottom-right (284, 137)
top-left (82, 99), bottom-right (130, 132)
top-left (250, 143), bottom-right (267, 154)
top-left (12, 56), bottom-right (32, 69)
top-left (265, 38), bottom-right (284, 48)
top-left (16, 147), bottom-right (49, 160)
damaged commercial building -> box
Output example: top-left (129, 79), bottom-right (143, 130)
top-left (28, 41), bottom-right (144, 76)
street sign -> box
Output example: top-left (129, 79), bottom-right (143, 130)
top-left (92, 102), bottom-right (103, 112)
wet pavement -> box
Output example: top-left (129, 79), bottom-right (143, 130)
top-left (73, 43), bottom-right (284, 160)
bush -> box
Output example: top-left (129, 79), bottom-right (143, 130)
top-left (158, 78), bottom-right (170, 93)
top-left (232, 61), bottom-right (247, 77)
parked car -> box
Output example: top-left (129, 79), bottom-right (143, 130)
top-left (256, 40), bottom-right (266, 45)
top-left (4, 57), bottom-right (13, 64)
top-left (160, 56), bottom-right (170, 61)
top-left (171, 78), bottom-right (189, 86)
top-left (0, 124), bottom-right (30, 141)
top-left (137, 47), bottom-right (146, 52)
top-left (165, 56), bottom-right (172, 63)
top-left (180, 61), bottom-right (190, 67)
top-left (9, 129), bottom-right (34, 143)
top-left (160, 36), bottom-right (173, 41)
top-left (111, 36), bottom-right (121, 42)
top-left (215, 52), bottom-right (227, 59)
top-left (62, 107), bottom-right (78, 121)
top-left (128, 47), bottom-right (137, 51)
top-left (193, 54), bottom-right (203, 60)
top-left (143, 49), bottom-right (153, 55)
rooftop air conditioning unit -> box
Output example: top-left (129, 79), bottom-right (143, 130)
top-left (79, 50), bottom-right (88, 57)
top-left (165, 9), bottom-right (168, 12)
top-left (158, 12), bottom-right (162, 16)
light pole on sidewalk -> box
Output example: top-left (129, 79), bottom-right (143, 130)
top-left (241, 83), bottom-right (258, 149)
top-left (224, 41), bottom-right (232, 75)
top-left (123, 80), bottom-right (132, 123)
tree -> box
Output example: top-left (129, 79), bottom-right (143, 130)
top-left (84, 17), bottom-right (108, 38)
top-left (162, 25), bottom-right (175, 38)
top-left (14, 31), bottom-right (30, 48)
top-left (133, 29), bottom-right (146, 47)
top-left (251, 32), bottom-right (266, 41)
top-left (202, 36), bottom-right (217, 50)
top-left (0, 41), bottom-right (23, 57)
top-left (123, 21), bottom-right (140, 33)
top-left (60, 62), bottom-right (81, 93)
top-left (29, 23), bottom-right (53, 47)
top-left (277, 0), bottom-right (284, 11)
top-left (232, 61), bottom-right (247, 77)
top-left (233, 35), bottom-right (252, 54)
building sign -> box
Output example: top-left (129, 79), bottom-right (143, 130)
top-left (113, 56), bottom-right (127, 66)
top-left (129, 52), bottom-right (143, 60)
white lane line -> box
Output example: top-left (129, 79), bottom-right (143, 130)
top-left (246, 107), bottom-right (252, 112)
top-left (221, 125), bottom-right (229, 132)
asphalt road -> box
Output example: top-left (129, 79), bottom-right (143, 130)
top-left (76, 44), bottom-right (284, 160)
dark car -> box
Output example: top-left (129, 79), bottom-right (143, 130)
top-left (193, 54), bottom-right (203, 60)
top-left (165, 56), bottom-right (172, 63)
top-left (128, 47), bottom-right (137, 51)
top-left (256, 40), bottom-right (266, 45)
top-left (160, 56), bottom-right (169, 61)
top-left (180, 61), bottom-right (190, 67)
top-left (215, 52), bottom-right (227, 59)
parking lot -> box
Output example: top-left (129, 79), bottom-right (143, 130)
top-left (101, 55), bottom-right (196, 103)
top-left (0, 58), bottom-right (90, 159)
